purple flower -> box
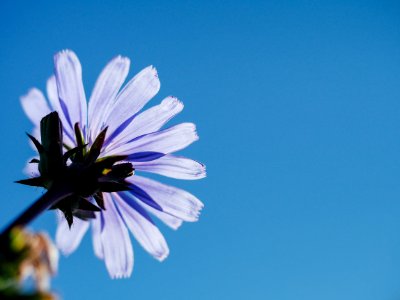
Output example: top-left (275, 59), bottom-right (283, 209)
top-left (21, 50), bottom-right (205, 278)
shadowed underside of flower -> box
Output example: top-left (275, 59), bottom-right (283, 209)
top-left (18, 112), bottom-right (134, 228)
top-left (21, 50), bottom-right (205, 278)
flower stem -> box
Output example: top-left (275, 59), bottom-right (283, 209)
top-left (0, 181), bottom-right (74, 238)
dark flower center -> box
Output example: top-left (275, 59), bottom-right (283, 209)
top-left (17, 112), bottom-right (134, 227)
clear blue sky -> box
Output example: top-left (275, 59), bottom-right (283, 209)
top-left (1, 1), bottom-right (400, 299)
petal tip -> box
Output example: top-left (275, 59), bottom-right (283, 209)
top-left (54, 49), bottom-right (73, 61)
top-left (171, 221), bottom-right (183, 230)
top-left (20, 88), bottom-right (41, 101)
top-left (108, 265), bottom-right (133, 279)
top-left (162, 96), bottom-right (184, 113)
top-left (114, 55), bottom-right (131, 66)
top-left (110, 272), bottom-right (131, 279)
top-left (156, 250), bottom-right (170, 262)
top-left (54, 49), bottom-right (81, 71)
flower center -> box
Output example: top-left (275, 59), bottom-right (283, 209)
top-left (18, 112), bottom-right (134, 227)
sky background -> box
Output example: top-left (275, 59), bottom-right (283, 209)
top-left (1, 0), bottom-right (400, 299)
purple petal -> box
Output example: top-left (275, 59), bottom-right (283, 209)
top-left (47, 76), bottom-right (67, 129)
top-left (118, 191), bottom-right (183, 229)
top-left (127, 151), bottom-right (165, 162)
top-left (127, 175), bottom-right (204, 222)
top-left (129, 184), bottom-right (163, 211)
top-left (100, 194), bottom-right (133, 278)
top-left (20, 88), bottom-right (51, 125)
top-left (135, 155), bottom-right (206, 180)
top-left (114, 193), bottom-right (169, 261)
top-left (54, 50), bottom-right (87, 133)
top-left (91, 214), bottom-right (104, 259)
top-left (103, 66), bottom-right (160, 138)
top-left (88, 56), bottom-right (130, 142)
top-left (105, 123), bottom-right (198, 157)
top-left (137, 201), bottom-right (183, 230)
top-left (105, 96), bottom-right (183, 151)
top-left (55, 212), bottom-right (89, 255)
top-left (46, 76), bottom-right (76, 146)
top-left (46, 76), bottom-right (58, 107)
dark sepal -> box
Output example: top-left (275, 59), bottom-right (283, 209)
top-left (94, 155), bottom-right (128, 172)
top-left (26, 133), bottom-right (44, 154)
top-left (86, 127), bottom-right (108, 164)
top-left (62, 209), bottom-right (74, 228)
top-left (108, 163), bottom-right (134, 179)
top-left (93, 192), bottom-right (105, 210)
top-left (52, 195), bottom-right (100, 227)
top-left (40, 111), bottom-right (63, 160)
top-left (74, 123), bottom-right (86, 160)
top-left (63, 143), bottom-right (72, 151)
top-left (98, 180), bottom-right (131, 192)
top-left (38, 112), bottom-right (65, 178)
top-left (76, 198), bottom-right (101, 212)
top-left (51, 195), bottom-right (78, 209)
top-left (63, 144), bottom-right (88, 163)
top-left (95, 162), bottom-right (133, 193)
top-left (50, 195), bottom-right (81, 223)
top-left (15, 177), bottom-right (45, 187)
top-left (74, 209), bottom-right (96, 221)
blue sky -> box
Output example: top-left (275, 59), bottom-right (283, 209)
top-left (1, 0), bottom-right (400, 299)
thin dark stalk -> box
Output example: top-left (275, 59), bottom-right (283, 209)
top-left (1, 182), bottom-right (73, 238)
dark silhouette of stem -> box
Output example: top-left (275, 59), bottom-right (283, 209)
top-left (1, 182), bottom-right (73, 238)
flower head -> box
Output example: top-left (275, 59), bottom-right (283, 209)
top-left (21, 50), bottom-right (205, 278)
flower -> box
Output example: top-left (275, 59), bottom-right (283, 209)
top-left (0, 227), bottom-right (58, 299)
top-left (16, 229), bottom-right (59, 292)
top-left (21, 50), bottom-right (205, 278)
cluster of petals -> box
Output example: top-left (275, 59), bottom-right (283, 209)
top-left (21, 50), bottom-right (205, 278)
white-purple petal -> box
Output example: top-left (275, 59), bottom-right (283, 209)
top-left (88, 56), bottom-right (130, 142)
top-left (135, 154), bottom-right (206, 180)
top-left (54, 50), bottom-right (87, 133)
top-left (103, 66), bottom-right (160, 138)
top-left (105, 96), bottom-right (183, 151)
top-left (47, 76), bottom-right (67, 129)
top-left (91, 214), bottom-right (104, 259)
top-left (46, 76), bottom-right (58, 108)
top-left (105, 123), bottom-right (198, 157)
top-left (55, 213), bottom-right (89, 256)
top-left (137, 201), bottom-right (183, 230)
top-left (20, 88), bottom-right (51, 125)
top-left (114, 193), bottom-right (169, 261)
top-left (46, 76), bottom-right (76, 146)
top-left (100, 194), bottom-right (134, 278)
top-left (127, 175), bottom-right (203, 222)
